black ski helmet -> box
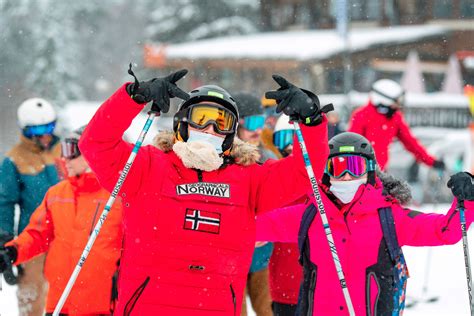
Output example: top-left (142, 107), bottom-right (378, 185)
top-left (323, 132), bottom-right (377, 185)
top-left (233, 92), bottom-right (263, 118)
top-left (173, 85), bottom-right (238, 155)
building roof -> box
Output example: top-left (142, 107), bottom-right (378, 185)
top-left (145, 25), bottom-right (448, 64)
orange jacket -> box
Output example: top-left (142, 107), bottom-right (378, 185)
top-left (8, 172), bottom-right (123, 315)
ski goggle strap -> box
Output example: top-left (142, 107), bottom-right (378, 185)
top-left (188, 104), bottom-right (237, 135)
top-left (22, 121), bottom-right (56, 138)
top-left (61, 138), bottom-right (81, 159)
top-left (326, 155), bottom-right (374, 179)
top-left (242, 115), bottom-right (265, 132)
top-left (273, 129), bottom-right (294, 150)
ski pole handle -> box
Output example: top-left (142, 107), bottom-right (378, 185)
top-left (458, 199), bottom-right (474, 314)
top-left (53, 111), bottom-right (158, 316)
top-left (293, 121), bottom-right (355, 316)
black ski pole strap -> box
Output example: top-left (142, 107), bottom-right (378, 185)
top-left (321, 103), bottom-right (334, 114)
top-left (127, 63), bottom-right (140, 96)
top-left (378, 207), bottom-right (402, 262)
top-left (298, 203), bottom-right (318, 265)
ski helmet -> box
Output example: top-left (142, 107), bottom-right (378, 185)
top-left (17, 98), bottom-right (56, 128)
top-left (274, 114), bottom-right (292, 134)
top-left (323, 132), bottom-right (377, 185)
top-left (173, 85), bottom-right (238, 154)
top-left (233, 92), bottom-right (263, 118)
top-left (370, 79), bottom-right (405, 108)
top-left (273, 114), bottom-right (294, 155)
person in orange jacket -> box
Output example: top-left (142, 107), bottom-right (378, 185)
top-left (0, 127), bottom-right (124, 316)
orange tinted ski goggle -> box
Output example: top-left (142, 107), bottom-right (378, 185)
top-left (187, 104), bottom-right (237, 135)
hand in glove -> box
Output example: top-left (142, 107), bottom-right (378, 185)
top-left (0, 245), bottom-right (17, 273)
top-left (447, 172), bottom-right (474, 201)
top-left (126, 65), bottom-right (189, 113)
top-left (433, 160), bottom-right (445, 171)
top-left (265, 75), bottom-right (333, 126)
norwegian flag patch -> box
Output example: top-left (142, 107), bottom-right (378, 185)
top-left (184, 209), bottom-right (221, 234)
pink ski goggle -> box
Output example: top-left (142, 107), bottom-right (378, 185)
top-left (61, 138), bottom-right (81, 159)
top-left (326, 155), bottom-right (369, 179)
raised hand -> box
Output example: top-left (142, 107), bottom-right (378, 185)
top-left (127, 65), bottom-right (189, 113)
top-left (265, 75), bottom-right (330, 125)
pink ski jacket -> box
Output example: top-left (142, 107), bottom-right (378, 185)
top-left (79, 84), bottom-right (328, 316)
top-left (348, 102), bottom-right (436, 170)
top-left (257, 180), bottom-right (474, 316)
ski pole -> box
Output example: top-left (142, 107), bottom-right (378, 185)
top-left (293, 121), bottom-right (355, 316)
top-left (53, 109), bottom-right (159, 316)
top-left (458, 199), bottom-right (474, 314)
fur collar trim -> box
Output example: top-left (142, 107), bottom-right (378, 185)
top-left (377, 170), bottom-right (412, 205)
top-left (153, 131), bottom-right (260, 166)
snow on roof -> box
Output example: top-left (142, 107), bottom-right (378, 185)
top-left (320, 91), bottom-right (469, 112)
top-left (149, 25), bottom-right (448, 61)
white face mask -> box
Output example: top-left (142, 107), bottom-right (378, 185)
top-left (329, 178), bottom-right (367, 204)
top-left (187, 130), bottom-right (224, 154)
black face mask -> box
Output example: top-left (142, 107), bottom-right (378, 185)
top-left (376, 104), bottom-right (397, 118)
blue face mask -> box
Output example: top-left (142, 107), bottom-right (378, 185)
top-left (187, 130), bottom-right (224, 154)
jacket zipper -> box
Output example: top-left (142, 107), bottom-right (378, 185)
top-left (307, 269), bottom-right (317, 316)
top-left (89, 202), bottom-right (101, 236)
top-left (196, 169), bottom-right (203, 182)
top-left (441, 209), bottom-right (459, 232)
top-left (230, 284), bottom-right (237, 316)
top-left (123, 276), bottom-right (150, 316)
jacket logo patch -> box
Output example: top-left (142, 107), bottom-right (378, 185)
top-left (176, 182), bottom-right (230, 198)
top-left (184, 209), bottom-right (221, 234)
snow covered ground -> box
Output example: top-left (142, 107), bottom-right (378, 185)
top-left (1, 203), bottom-right (472, 315)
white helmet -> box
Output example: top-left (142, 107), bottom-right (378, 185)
top-left (370, 79), bottom-right (405, 107)
top-left (273, 114), bottom-right (294, 151)
top-left (17, 98), bottom-right (56, 128)
top-left (274, 114), bottom-right (292, 133)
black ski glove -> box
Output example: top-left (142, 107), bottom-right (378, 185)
top-left (0, 245), bottom-right (17, 273)
top-left (447, 172), bottom-right (474, 201)
top-left (265, 75), bottom-right (333, 126)
top-left (126, 65), bottom-right (189, 113)
top-left (433, 160), bottom-right (445, 171)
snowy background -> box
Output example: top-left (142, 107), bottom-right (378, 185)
top-left (1, 0), bottom-right (473, 315)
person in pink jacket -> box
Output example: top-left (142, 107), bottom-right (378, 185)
top-left (348, 79), bottom-right (445, 171)
top-left (257, 132), bottom-right (474, 316)
top-left (78, 70), bottom-right (331, 316)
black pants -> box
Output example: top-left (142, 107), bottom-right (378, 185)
top-left (272, 302), bottom-right (298, 316)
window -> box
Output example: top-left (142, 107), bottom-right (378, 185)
top-left (433, 0), bottom-right (453, 18)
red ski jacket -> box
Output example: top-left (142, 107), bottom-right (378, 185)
top-left (269, 242), bottom-right (302, 305)
top-left (79, 85), bottom-right (329, 316)
top-left (348, 102), bottom-right (436, 170)
top-left (8, 172), bottom-right (123, 314)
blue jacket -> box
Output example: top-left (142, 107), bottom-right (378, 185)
top-left (248, 145), bottom-right (278, 273)
top-left (0, 135), bottom-right (61, 235)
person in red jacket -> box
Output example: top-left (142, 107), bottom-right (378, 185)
top-left (77, 69), bottom-right (330, 316)
top-left (348, 79), bottom-right (445, 171)
top-left (0, 127), bottom-right (123, 315)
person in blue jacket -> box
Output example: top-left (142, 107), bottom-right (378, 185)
top-left (0, 97), bottom-right (61, 316)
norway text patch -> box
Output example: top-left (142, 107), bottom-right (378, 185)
top-left (184, 209), bottom-right (221, 234)
top-left (176, 182), bottom-right (230, 198)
